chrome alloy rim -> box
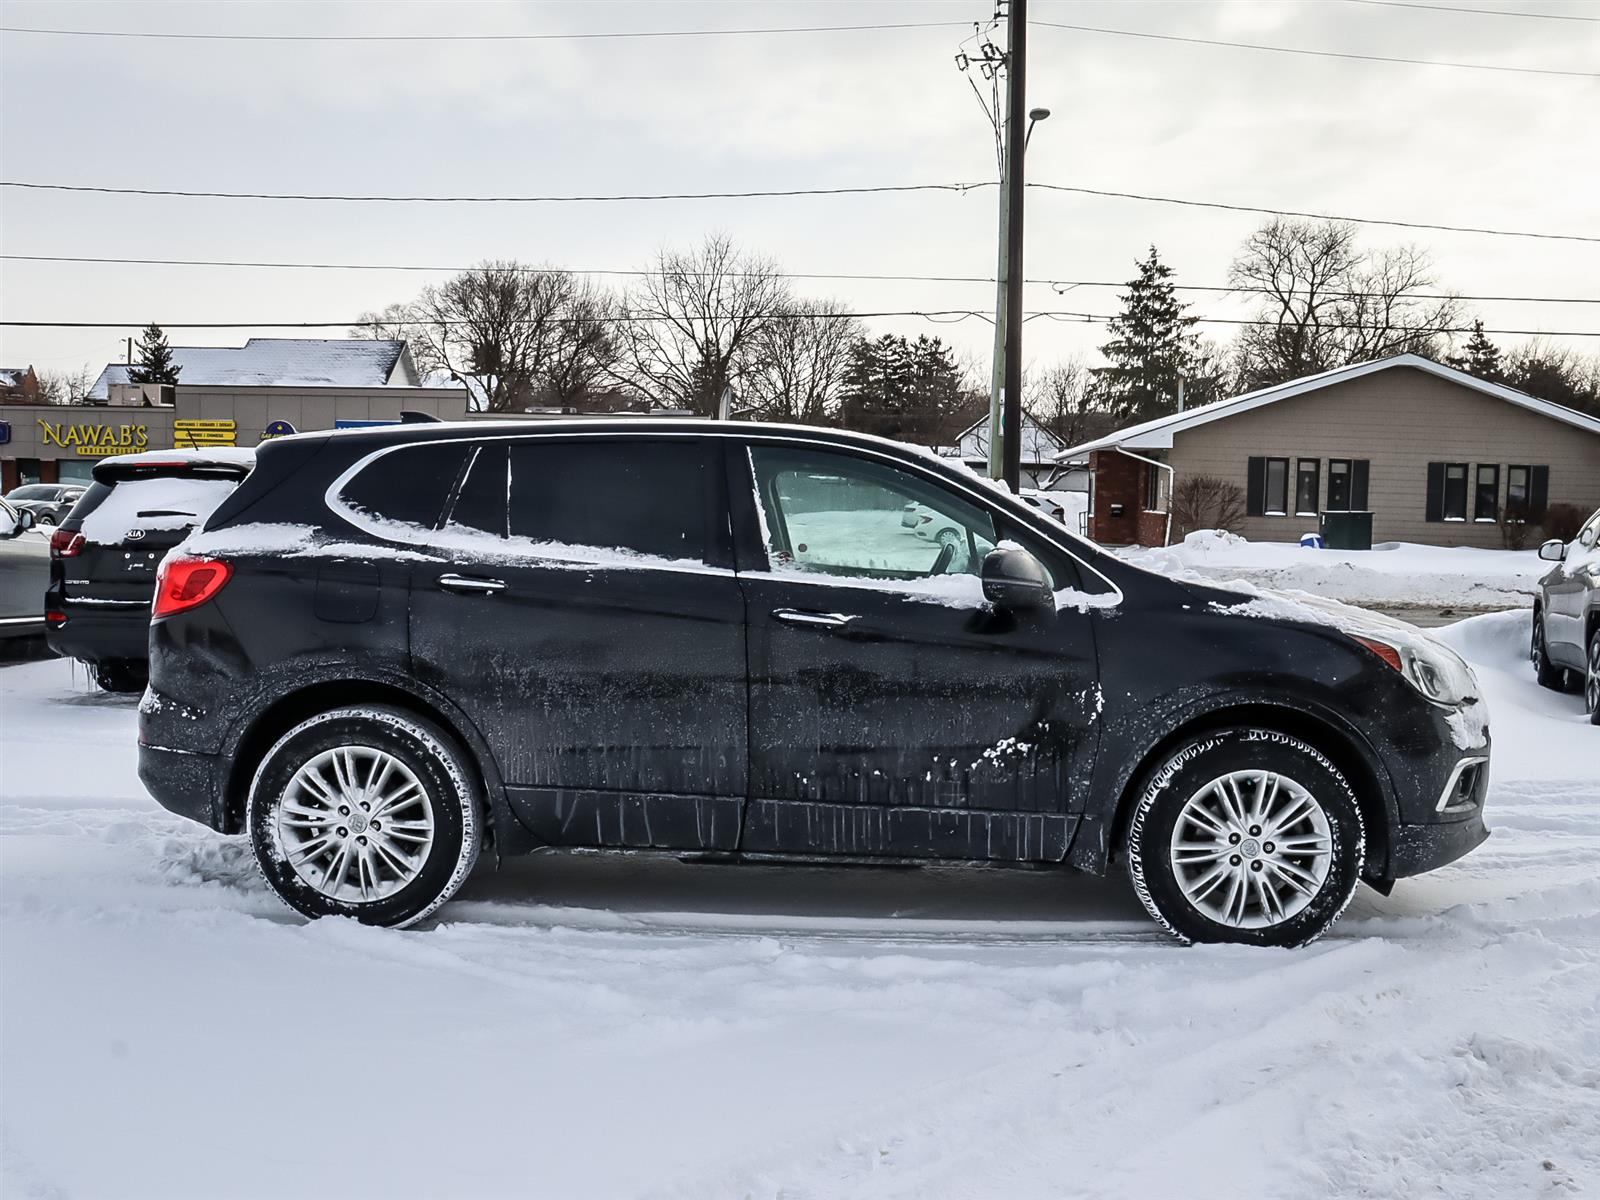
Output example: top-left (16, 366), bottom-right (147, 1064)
top-left (1169, 770), bottom-right (1333, 929)
top-left (1588, 638), bottom-right (1599, 714)
top-left (277, 746), bottom-right (435, 903)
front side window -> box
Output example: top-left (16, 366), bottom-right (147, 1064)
top-left (1474, 464), bottom-right (1499, 522)
top-left (1443, 463), bottom-right (1468, 521)
top-left (1295, 459), bottom-right (1320, 516)
top-left (749, 446), bottom-right (998, 580)
top-left (1264, 457), bottom-right (1289, 516)
top-left (507, 439), bottom-right (707, 562)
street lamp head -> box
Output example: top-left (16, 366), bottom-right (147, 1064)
top-left (1028, 107), bottom-right (1051, 122)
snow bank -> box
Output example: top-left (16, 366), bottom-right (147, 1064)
top-left (1121, 531), bottom-right (1546, 608)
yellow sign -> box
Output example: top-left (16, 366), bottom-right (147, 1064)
top-left (174, 418), bottom-right (237, 449)
top-left (38, 420), bottom-right (150, 457)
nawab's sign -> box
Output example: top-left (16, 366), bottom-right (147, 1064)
top-left (37, 419), bottom-right (151, 457)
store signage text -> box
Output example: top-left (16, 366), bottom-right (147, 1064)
top-left (38, 420), bottom-right (150, 457)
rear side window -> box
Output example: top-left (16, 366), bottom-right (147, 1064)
top-left (338, 443), bottom-right (469, 530)
top-left (507, 439), bottom-right (707, 562)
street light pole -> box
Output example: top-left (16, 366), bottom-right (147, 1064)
top-left (985, 0), bottom-right (1030, 492)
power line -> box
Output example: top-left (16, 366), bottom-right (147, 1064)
top-left (5, 315), bottom-right (1597, 337)
top-left (1034, 18), bottom-right (1598, 77)
top-left (1339, 0), bottom-right (1600, 22)
top-left (1027, 183), bottom-right (1600, 244)
top-left (6, 253), bottom-right (1597, 306)
top-left (0, 19), bottom-right (968, 43)
top-left (5, 178), bottom-right (1594, 243)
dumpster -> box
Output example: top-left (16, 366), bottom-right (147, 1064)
top-left (1320, 510), bottom-right (1373, 551)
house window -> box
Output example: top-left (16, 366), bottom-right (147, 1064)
top-left (1327, 460), bottom-right (1351, 511)
top-left (1443, 463), bottom-right (1468, 521)
top-left (1144, 464), bottom-right (1162, 512)
top-left (1264, 457), bottom-right (1289, 516)
top-left (1474, 464), bottom-right (1499, 522)
top-left (1506, 465), bottom-right (1530, 520)
top-left (1295, 459), bottom-right (1320, 516)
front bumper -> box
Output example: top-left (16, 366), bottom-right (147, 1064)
top-left (138, 743), bottom-right (228, 832)
top-left (1389, 808), bottom-right (1491, 878)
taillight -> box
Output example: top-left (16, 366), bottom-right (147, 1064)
top-left (153, 556), bottom-right (233, 619)
top-left (50, 527), bottom-right (85, 558)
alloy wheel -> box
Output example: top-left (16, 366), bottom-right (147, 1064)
top-left (1588, 636), bottom-right (1600, 715)
top-left (277, 745), bottom-right (436, 903)
top-left (1169, 770), bottom-right (1333, 929)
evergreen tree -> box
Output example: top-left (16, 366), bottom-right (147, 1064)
top-left (1088, 247), bottom-right (1204, 424)
top-left (1448, 319), bottom-right (1504, 382)
top-left (838, 334), bottom-right (964, 443)
top-left (127, 322), bottom-right (182, 385)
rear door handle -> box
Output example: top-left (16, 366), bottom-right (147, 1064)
top-left (438, 573), bottom-right (507, 596)
top-left (772, 608), bottom-right (856, 630)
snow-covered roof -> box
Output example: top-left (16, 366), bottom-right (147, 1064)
top-left (940, 412), bottom-right (1066, 466)
top-left (0, 366), bottom-right (34, 388)
top-left (87, 339), bottom-right (414, 400)
top-left (1058, 354), bottom-right (1600, 461)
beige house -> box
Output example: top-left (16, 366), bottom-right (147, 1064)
top-left (1061, 355), bottom-right (1600, 548)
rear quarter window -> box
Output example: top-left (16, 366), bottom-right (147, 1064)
top-left (337, 442), bottom-right (470, 531)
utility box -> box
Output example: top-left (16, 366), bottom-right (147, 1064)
top-left (1320, 510), bottom-right (1373, 551)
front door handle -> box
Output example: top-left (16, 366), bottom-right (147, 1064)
top-left (772, 608), bottom-right (856, 630)
top-left (438, 573), bottom-right (507, 596)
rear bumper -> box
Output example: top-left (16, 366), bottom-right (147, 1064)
top-left (138, 743), bottom-right (228, 832)
top-left (45, 603), bottom-right (151, 663)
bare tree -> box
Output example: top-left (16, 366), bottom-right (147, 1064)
top-left (37, 364), bottom-right (96, 405)
top-left (616, 235), bottom-right (792, 416)
top-left (1025, 358), bottom-right (1115, 447)
top-left (349, 302), bottom-right (438, 381)
top-left (741, 298), bottom-right (862, 424)
top-left (1229, 218), bottom-right (1460, 389)
top-left (542, 277), bottom-right (623, 408)
top-left (1170, 475), bottom-right (1247, 540)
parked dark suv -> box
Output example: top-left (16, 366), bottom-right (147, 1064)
top-left (139, 422), bottom-right (1492, 945)
top-left (1532, 506), bottom-right (1600, 723)
top-left (47, 448), bottom-right (254, 691)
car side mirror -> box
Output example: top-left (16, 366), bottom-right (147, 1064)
top-left (1538, 539), bottom-right (1567, 562)
top-left (981, 545), bottom-right (1054, 611)
top-left (17, 509), bottom-right (35, 531)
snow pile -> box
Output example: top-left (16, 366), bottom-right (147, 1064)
top-left (3, 613), bottom-right (1598, 1198)
top-left (1120, 531), bottom-right (1546, 608)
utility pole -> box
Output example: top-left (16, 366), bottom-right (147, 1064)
top-left (985, 0), bottom-right (1028, 492)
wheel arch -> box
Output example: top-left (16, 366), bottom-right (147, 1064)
top-left (1102, 702), bottom-right (1394, 880)
top-left (221, 676), bottom-right (507, 842)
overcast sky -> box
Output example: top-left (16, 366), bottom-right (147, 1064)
top-left (2, 0), bottom-right (1597, 385)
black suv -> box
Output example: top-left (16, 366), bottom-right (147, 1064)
top-left (139, 422), bottom-right (1491, 945)
top-left (47, 449), bottom-right (254, 691)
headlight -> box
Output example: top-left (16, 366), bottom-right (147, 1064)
top-left (1354, 634), bottom-right (1480, 707)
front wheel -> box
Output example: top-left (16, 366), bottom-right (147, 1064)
top-left (247, 705), bottom-right (482, 927)
top-left (1532, 612), bottom-right (1564, 690)
top-left (1586, 629), bottom-right (1599, 726)
top-left (1127, 728), bottom-right (1365, 947)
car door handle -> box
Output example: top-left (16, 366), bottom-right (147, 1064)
top-left (438, 573), bottom-right (508, 596)
top-left (772, 608), bottom-right (857, 630)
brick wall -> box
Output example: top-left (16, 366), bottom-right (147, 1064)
top-left (1090, 449), bottom-right (1168, 546)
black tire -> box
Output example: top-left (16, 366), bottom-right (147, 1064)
top-left (1532, 610), bottom-right (1564, 690)
top-left (93, 658), bottom-right (148, 694)
top-left (247, 705), bottom-right (481, 928)
top-left (1127, 727), bottom-right (1365, 947)
top-left (1586, 628), bottom-right (1600, 726)
top-left (39, 513), bottom-right (56, 526)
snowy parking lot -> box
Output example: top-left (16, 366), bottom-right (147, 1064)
top-left (2, 610), bottom-right (1596, 1199)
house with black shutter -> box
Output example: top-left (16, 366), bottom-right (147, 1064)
top-left (1058, 354), bottom-right (1600, 548)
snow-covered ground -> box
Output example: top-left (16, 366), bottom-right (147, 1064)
top-left (1119, 530), bottom-right (1548, 609)
top-left (3, 614), bottom-right (1596, 1199)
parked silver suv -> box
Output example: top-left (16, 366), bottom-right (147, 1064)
top-left (1532, 507), bottom-right (1600, 724)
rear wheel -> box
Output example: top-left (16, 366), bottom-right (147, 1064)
top-left (93, 658), bottom-right (147, 694)
top-left (247, 705), bottom-right (481, 927)
top-left (1531, 611), bottom-right (1564, 690)
top-left (39, 513), bottom-right (56, 526)
top-left (1127, 728), bottom-right (1364, 947)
